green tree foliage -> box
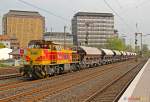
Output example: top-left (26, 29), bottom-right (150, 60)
top-left (0, 43), bottom-right (5, 48)
top-left (142, 44), bottom-right (149, 52)
top-left (142, 44), bottom-right (150, 57)
top-left (106, 37), bottom-right (126, 51)
top-left (135, 46), bottom-right (141, 55)
top-left (125, 45), bottom-right (134, 52)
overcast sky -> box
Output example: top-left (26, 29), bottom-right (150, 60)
top-left (0, 0), bottom-right (150, 47)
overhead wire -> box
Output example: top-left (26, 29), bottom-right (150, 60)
top-left (136, 0), bottom-right (150, 8)
top-left (103, 0), bottom-right (134, 32)
top-left (18, 0), bottom-right (69, 22)
top-left (116, 0), bottom-right (122, 9)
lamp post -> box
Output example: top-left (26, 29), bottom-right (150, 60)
top-left (85, 22), bottom-right (93, 46)
top-left (135, 33), bottom-right (142, 56)
top-left (135, 33), bottom-right (150, 57)
top-left (140, 33), bottom-right (142, 56)
top-left (85, 22), bottom-right (89, 46)
top-left (64, 26), bottom-right (67, 49)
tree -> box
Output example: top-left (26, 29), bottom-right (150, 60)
top-left (135, 46), bottom-right (141, 54)
top-left (142, 44), bottom-right (150, 57)
top-left (0, 43), bottom-right (5, 48)
top-left (142, 44), bottom-right (149, 52)
top-left (106, 37), bottom-right (126, 51)
top-left (125, 45), bottom-right (134, 52)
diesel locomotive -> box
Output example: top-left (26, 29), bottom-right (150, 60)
top-left (20, 40), bottom-right (136, 79)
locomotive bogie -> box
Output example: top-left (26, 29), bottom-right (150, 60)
top-left (21, 63), bottom-right (80, 79)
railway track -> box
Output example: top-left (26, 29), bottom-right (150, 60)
top-left (39, 60), bottom-right (145, 102)
top-left (0, 73), bottom-right (21, 80)
top-left (0, 73), bottom-right (24, 89)
top-left (0, 59), bottom-right (141, 102)
top-left (0, 67), bottom-right (19, 75)
top-left (83, 60), bottom-right (146, 102)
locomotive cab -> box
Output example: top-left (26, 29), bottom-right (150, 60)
top-left (20, 40), bottom-right (79, 79)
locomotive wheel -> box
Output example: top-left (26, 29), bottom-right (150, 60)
top-left (31, 66), bottom-right (45, 79)
top-left (55, 67), bottom-right (60, 75)
top-left (33, 70), bottom-right (44, 79)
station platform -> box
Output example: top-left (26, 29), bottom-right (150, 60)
top-left (118, 58), bottom-right (150, 102)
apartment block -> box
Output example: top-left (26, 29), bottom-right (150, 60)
top-left (72, 12), bottom-right (115, 48)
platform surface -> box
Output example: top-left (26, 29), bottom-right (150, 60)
top-left (118, 59), bottom-right (150, 102)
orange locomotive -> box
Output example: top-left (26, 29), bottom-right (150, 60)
top-left (20, 40), bottom-right (79, 79)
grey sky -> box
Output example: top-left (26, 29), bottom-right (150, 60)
top-left (0, 0), bottom-right (150, 47)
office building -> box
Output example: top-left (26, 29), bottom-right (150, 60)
top-left (72, 12), bottom-right (115, 48)
top-left (44, 32), bottom-right (73, 46)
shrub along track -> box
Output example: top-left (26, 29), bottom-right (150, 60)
top-left (0, 59), bottom-right (143, 102)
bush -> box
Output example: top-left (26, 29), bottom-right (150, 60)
top-left (0, 63), bottom-right (10, 67)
